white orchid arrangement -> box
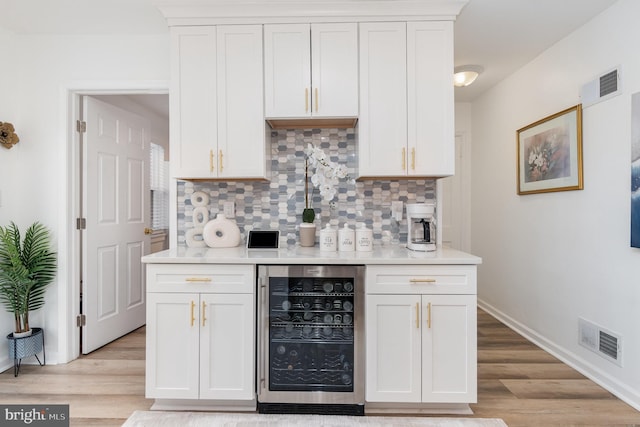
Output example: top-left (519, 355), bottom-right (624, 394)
top-left (302, 144), bottom-right (350, 223)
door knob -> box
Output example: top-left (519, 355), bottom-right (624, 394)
top-left (144, 228), bottom-right (153, 235)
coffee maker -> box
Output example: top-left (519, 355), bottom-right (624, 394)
top-left (406, 203), bottom-right (436, 251)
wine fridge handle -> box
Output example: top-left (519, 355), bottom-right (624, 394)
top-left (259, 274), bottom-right (267, 393)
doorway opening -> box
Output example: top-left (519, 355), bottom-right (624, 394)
top-left (69, 89), bottom-right (169, 358)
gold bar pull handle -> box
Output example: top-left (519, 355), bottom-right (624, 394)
top-left (190, 301), bottom-right (196, 327)
top-left (427, 302), bottom-right (432, 329)
top-left (209, 150), bottom-right (215, 172)
top-left (409, 278), bottom-right (437, 284)
top-left (185, 277), bottom-right (212, 283)
top-left (315, 88), bottom-right (319, 113)
top-left (219, 150), bottom-right (223, 173)
top-left (416, 302), bottom-right (420, 329)
top-left (411, 147), bottom-right (416, 170)
top-left (402, 147), bottom-right (406, 171)
top-left (305, 88), bottom-right (309, 113)
top-left (202, 301), bottom-right (207, 327)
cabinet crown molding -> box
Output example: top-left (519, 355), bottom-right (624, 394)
top-left (155, 0), bottom-right (468, 26)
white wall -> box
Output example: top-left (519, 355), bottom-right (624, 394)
top-left (0, 33), bottom-right (169, 369)
top-left (471, 0), bottom-right (640, 409)
top-left (0, 33), bottom-right (19, 225)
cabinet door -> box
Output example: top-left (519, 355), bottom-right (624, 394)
top-left (264, 24), bottom-right (311, 118)
top-left (146, 293), bottom-right (200, 399)
top-left (170, 27), bottom-right (217, 178)
top-left (311, 23), bottom-right (358, 117)
top-left (421, 294), bottom-right (477, 403)
top-left (217, 25), bottom-right (266, 179)
top-left (358, 22), bottom-right (407, 177)
top-left (365, 294), bottom-right (421, 403)
top-left (408, 22), bottom-right (454, 177)
top-left (200, 293), bottom-right (255, 400)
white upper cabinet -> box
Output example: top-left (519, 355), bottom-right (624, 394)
top-left (407, 21), bottom-right (454, 176)
top-left (311, 23), bottom-right (359, 117)
top-left (171, 25), bottom-right (266, 180)
top-left (264, 23), bottom-right (358, 119)
top-left (358, 22), bottom-right (407, 177)
top-left (216, 25), bottom-right (266, 179)
top-left (264, 24), bottom-right (310, 118)
top-left (359, 21), bottom-right (454, 178)
top-left (170, 27), bottom-right (217, 179)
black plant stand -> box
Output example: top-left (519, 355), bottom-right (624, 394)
top-left (6, 327), bottom-right (45, 377)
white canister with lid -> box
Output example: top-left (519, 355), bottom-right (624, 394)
top-left (338, 224), bottom-right (355, 252)
top-left (355, 224), bottom-right (373, 252)
top-left (319, 224), bottom-right (337, 251)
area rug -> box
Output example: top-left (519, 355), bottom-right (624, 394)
top-left (122, 411), bottom-right (508, 427)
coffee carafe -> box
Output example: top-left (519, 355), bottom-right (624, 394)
top-left (406, 203), bottom-right (436, 251)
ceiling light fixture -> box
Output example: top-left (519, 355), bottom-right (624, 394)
top-left (453, 65), bottom-right (484, 87)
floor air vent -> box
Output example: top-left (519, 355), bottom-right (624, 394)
top-left (580, 67), bottom-right (621, 108)
top-left (579, 318), bottom-right (622, 366)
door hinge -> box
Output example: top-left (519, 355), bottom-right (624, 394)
top-left (76, 314), bottom-right (86, 327)
top-left (76, 218), bottom-right (86, 230)
top-left (76, 120), bottom-right (86, 133)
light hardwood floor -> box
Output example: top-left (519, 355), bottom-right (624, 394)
top-left (0, 310), bottom-right (639, 426)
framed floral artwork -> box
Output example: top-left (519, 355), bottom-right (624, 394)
top-left (517, 104), bottom-right (583, 195)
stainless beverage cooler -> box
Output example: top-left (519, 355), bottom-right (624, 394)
top-left (257, 265), bottom-right (365, 415)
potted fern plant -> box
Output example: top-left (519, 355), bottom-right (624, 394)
top-left (0, 222), bottom-right (57, 338)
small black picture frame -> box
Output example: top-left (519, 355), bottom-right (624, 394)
top-left (247, 230), bottom-right (280, 249)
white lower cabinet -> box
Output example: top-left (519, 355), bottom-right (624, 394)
top-left (365, 266), bottom-right (477, 404)
top-left (146, 265), bottom-right (255, 402)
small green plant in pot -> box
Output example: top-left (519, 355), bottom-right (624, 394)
top-left (0, 222), bottom-right (57, 337)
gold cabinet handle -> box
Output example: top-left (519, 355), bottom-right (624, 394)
top-left (209, 149), bottom-right (214, 172)
top-left (219, 149), bottom-right (223, 173)
top-left (415, 302), bottom-right (420, 329)
top-left (427, 302), bottom-right (432, 329)
top-left (402, 147), bottom-right (406, 170)
top-left (305, 88), bottom-right (309, 113)
top-left (315, 87), bottom-right (318, 112)
top-left (185, 277), bottom-right (212, 283)
top-left (411, 147), bottom-right (416, 170)
top-left (410, 278), bottom-right (436, 283)
top-left (202, 301), bottom-right (207, 327)
top-left (190, 300), bottom-right (195, 327)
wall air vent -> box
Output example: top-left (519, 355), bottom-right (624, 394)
top-left (580, 66), bottom-right (621, 108)
top-left (599, 69), bottom-right (618, 97)
top-left (578, 318), bottom-right (622, 367)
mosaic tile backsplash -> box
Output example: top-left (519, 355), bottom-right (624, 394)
top-left (176, 128), bottom-right (436, 247)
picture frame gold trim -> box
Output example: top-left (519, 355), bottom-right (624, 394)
top-left (517, 104), bottom-right (583, 195)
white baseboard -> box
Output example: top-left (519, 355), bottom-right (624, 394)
top-left (365, 402), bottom-right (472, 415)
top-left (477, 298), bottom-right (640, 412)
top-left (151, 399), bottom-right (256, 412)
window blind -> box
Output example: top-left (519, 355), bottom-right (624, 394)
top-left (150, 143), bottom-right (169, 230)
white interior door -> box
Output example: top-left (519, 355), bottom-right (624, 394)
top-left (82, 96), bottom-right (150, 353)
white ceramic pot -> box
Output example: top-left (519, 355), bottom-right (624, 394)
top-left (319, 224), bottom-right (337, 251)
top-left (338, 224), bottom-right (355, 252)
top-left (356, 224), bottom-right (373, 251)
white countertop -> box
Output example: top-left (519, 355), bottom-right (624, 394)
top-left (142, 244), bottom-right (481, 265)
